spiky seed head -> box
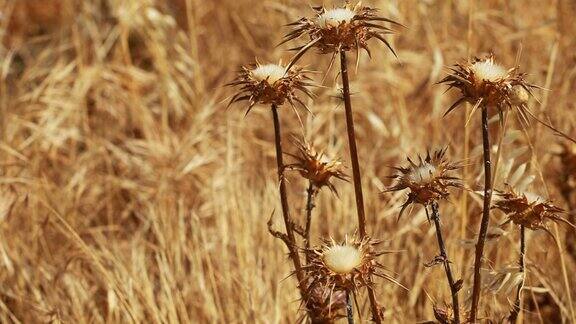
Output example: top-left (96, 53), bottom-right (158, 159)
top-left (494, 187), bottom-right (569, 232)
top-left (227, 62), bottom-right (315, 115)
top-left (282, 2), bottom-right (401, 59)
top-left (441, 56), bottom-right (576, 144)
top-left (303, 236), bottom-right (395, 295)
top-left (383, 148), bottom-right (462, 220)
top-left (439, 54), bottom-right (537, 115)
top-left (287, 140), bottom-right (348, 194)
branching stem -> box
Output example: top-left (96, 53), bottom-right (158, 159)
top-left (270, 105), bottom-right (307, 302)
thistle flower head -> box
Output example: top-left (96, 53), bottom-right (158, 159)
top-left (384, 148), bottom-right (462, 220)
top-left (494, 186), bottom-right (570, 232)
top-left (282, 2), bottom-right (401, 60)
top-left (303, 236), bottom-right (396, 295)
top-left (287, 140), bottom-right (348, 194)
top-left (440, 54), bottom-right (536, 116)
top-left (227, 61), bottom-right (315, 115)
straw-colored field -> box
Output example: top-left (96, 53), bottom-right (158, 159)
top-left (0, 0), bottom-right (575, 323)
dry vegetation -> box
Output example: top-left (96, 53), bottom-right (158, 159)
top-left (0, 0), bottom-right (575, 323)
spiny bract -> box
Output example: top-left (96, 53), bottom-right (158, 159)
top-left (383, 148), bottom-right (462, 221)
top-left (281, 1), bottom-right (401, 61)
top-left (286, 139), bottom-right (348, 195)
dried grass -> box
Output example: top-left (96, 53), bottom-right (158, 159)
top-left (0, 0), bottom-right (575, 322)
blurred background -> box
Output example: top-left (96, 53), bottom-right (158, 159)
top-left (0, 0), bottom-right (575, 322)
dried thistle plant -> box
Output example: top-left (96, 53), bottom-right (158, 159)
top-left (494, 189), bottom-right (572, 236)
top-left (227, 62), bottom-right (315, 116)
top-left (439, 54), bottom-right (535, 322)
top-left (439, 54), bottom-right (536, 118)
top-left (303, 236), bottom-right (398, 323)
top-left (493, 186), bottom-right (575, 322)
top-left (384, 148), bottom-right (462, 323)
top-left (228, 61), bottom-right (317, 312)
top-left (281, 1), bottom-right (401, 63)
top-left (384, 148), bottom-right (462, 219)
top-left (440, 54), bottom-right (576, 140)
top-left (287, 139), bottom-right (348, 195)
top-left (281, 5), bottom-right (402, 322)
top-left (286, 139), bottom-right (348, 251)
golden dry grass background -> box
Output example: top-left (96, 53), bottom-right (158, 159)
top-left (0, 0), bottom-right (575, 323)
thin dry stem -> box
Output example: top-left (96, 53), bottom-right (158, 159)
top-left (508, 226), bottom-right (526, 323)
top-left (271, 104), bottom-right (308, 304)
top-left (430, 201), bottom-right (460, 324)
top-left (305, 182), bottom-right (318, 254)
top-left (339, 49), bottom-right (382, 324)
top-left (346, 291), bottom-right (354, 324)
top-left (339, 49), bottom-right (367, 238)
top-left (470, 105), bottom-right (494, 323)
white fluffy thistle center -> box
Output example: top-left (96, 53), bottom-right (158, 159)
top-left (407, 163), bottom-right (437, 184)
top-left (323, 245), bottom-right (362, 274)
top-left (251, 64), bottom-right (286, 84)
top-left (317, 8), bottom-right (356, 28)
top-left (472, 61), bottom-right (507, 82)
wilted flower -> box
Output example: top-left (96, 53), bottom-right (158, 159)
top-left (227, 62), bottom-right (315, 115)
top-left (281, 1), bottom-right (401, 61)
top-left (494, 187), bottom-right (573, 233)
top-left (383, 148), bottom-right (462, 220)
top-left (439, 54), bottom-right (538, 119)
top-left (286, 140), bottom-right (348, 195)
